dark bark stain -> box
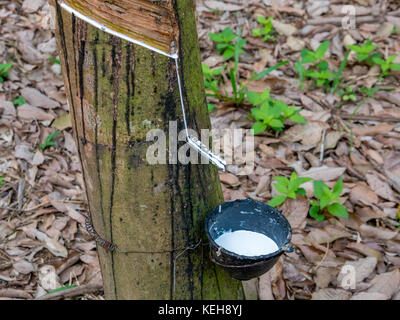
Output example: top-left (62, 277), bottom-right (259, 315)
top-left (109, 36), bottom-right (122, 300)
top-left (125, 44), bottom-right (131, 136)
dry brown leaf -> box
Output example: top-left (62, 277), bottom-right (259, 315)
top-left (352, 123), bottom-right (395, 136)
top-left (337, 257), bottom-right (377, 284)
top-left (33, 229), bottom-right (68, 258)
top-left (281, 121), bottom-right (328, 146)
top-left (271, 19), bottom-right (297, 36)
top-left (21, 88), bottom-right (59, 109)
top-left (219, 172), bottom-right (241, 188)
top-left (312, 288), bottom-right (351, 300)
top-left (204, 1), bottom-right (244, 11)
top-left (258, 272), bottom-right (274, 300)
top-left (350, 183), bottom-right (379, 205)
top-left (314, 267), bottom-right (338, 289)
top-left (359, 224), bottom-right (399, 240)
top-left (355, 207), bottom-right (385, 223)
top-left (346, 242), bottom-right (382, 261)
top-left (17, 104), bottom-right (55, 121)
top-left (315, 131), bottom-right (343, 151)
top-left (365, 173), bottom-right (397, 202)
top-left (51, 113), bottom-right (72, 131)
top-left (298, 166), bottom-right (346, 182)
top-left (13, 259), bottom-right (35, 275)
top-left (384, 152), bottom-right (400, 193)
top-left (305, 225), bottom-right (351, 245)
top-left (351, 292), bottom-right (389, 300)
top-left (366, 269), bottom-right (400, 298)
top-left (281, 196), bottom-right (309, 230)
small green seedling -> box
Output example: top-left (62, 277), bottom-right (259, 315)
top-left (48, 57), bottom-right (61, 65)
top-left (309, 179), bottom-right (348, 221)
top-left (209, 27), bottom-right (246, 60)
top-left (253, 17), bottom-right (275, 42)
top-left (338, 86), bottom-right (356, 102)
top-left (0, 177), bottom-right (4, 186)
top-left (360, 86), bottom-right (380, 98)
top-left (300, 41), bottom-right (330, 64)
top-left (371, 54), bottom-right (400, 77)
top-left (40, 131), bottom-right (60, 150)
top-left (247, 89), bottom-right (305, 134)
top-left (297, 41), bottom-right (349, 93)
top-left (347, 39), bottom-right (377, 62)
top-left (0, 62), bottom-right (13, 83)
top-left (397, 206), bottom-right (400, 229)
top-left (269, 172), bottom-right (312, 207)
top-left (13, 96), bottom-right (26, 106)
top-left (202, 63), bottom-right (225, 99)
top-left (303, 61), bottom-right (336, 90)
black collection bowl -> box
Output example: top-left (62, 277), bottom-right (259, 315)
top-left (205, 198), bottom-right (294, 281)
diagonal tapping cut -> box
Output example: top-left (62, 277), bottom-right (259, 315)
top-left (60, 1), bottom-right (226, 171)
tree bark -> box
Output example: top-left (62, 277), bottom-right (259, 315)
top-left (50, 0), bottom-right (244, 299)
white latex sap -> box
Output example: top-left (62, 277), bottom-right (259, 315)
top-left (215, 230), bottom-right (279, 256)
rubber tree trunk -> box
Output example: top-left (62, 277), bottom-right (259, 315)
top-left (49, 0), bottom-right (244, 299)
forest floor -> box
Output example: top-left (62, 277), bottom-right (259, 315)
top-left (0, 0), bottom-right (400, 300)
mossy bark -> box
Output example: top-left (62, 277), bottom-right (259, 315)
top-left (50, 0), bottom-right (244, 299)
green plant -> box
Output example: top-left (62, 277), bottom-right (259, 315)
top-left (296, 41), bottom-right (349, 93)
top-left (371, 54), bottom-right (400, 77)
top-left (40, 131), bottom-right (60, 150)
top-left (0, 62), bottom-right (13, 83)
top-left (359, 86), bottom-right (380, 98)
top-left (48, 57), bottom-right (61, 65)
top-left (338, 86), bottom-right (356, 102)
top-left (252, 17), bottom-right (275, 42)
top-left (309, 179), bottom-right (348, 221)
top-left (347, 39), bottom-right (377, 62)
top-left (268, 172), bottom-right (312, 207)
top-left (300, 41), bottom-right (330, 64)
top-left (296, 41), bottom-right (334, 90)
top-left (202, 63), bottom-right (225, 100)
top-left (247, 89), bottom-right (305, 134)
top-left (13, 96), bottom-right (26, 106)
top-left (0, 177), bottom-right (4, 186)
top-left (209, 27), bottom-right (246, 60)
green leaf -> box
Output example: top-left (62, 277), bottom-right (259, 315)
top-left (251, 121), bottom-right (267, 135)
top-left (269, 118), bottom-right (284, 129)
top-left (40, 130), bottom-right (61, 151)
top-left (315, 41), bottom-right (330, 60)
top-left (309, 205), bottom-right (325, 221)
top-left (332, 179), bottom-right (343, 197)
top-left (327, 203), bottom-right (349, 219)
top-left (207, 103), bottom-right (215, 111)
top-left (48, 57), bottom-right (61, 65)
top-left (301, 49), bottom-right (317, 64)
top-left (13, 96), bottom-right (26, 106)
top-left (268, 195), bottom-right (287, 207)
top-left (314, 180), bottom-right (328, 199)
top-left (273, 176), bottom-right (289, 186)
top-left (246, 91), bottom-right (263, 105)
top-left (295, 188), bottom-right (306, 197)
top-left (295, 58), bottom-right (305, 89)
top-left (0, 62), bottom-right (13, 73)
top-left (289, 112), bottom-right (306, 123)
top-left (319, 194), bottom-right (331, 210)
top-left (331, 51), bottom-right (349, 93)
top-left (255, 61), bottom-right (288, 80)
top-left (273, 182), bottom-right (288, 195)
top-left (45, 285), bottom-right (78, 296)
